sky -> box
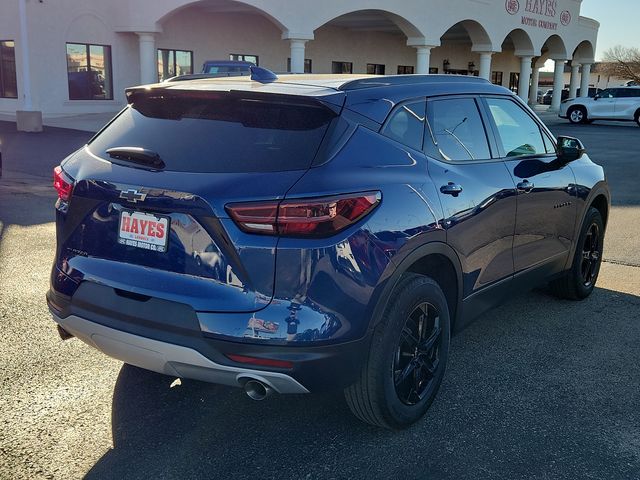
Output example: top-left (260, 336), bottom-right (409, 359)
top-left (581, 0), bottom-right (639, 60)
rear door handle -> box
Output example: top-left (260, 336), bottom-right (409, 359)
top-left (440, 182), bottom-right (463, 197)
top-left (517, 180), bottom-right (535, 193)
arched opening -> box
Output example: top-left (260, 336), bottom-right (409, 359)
top-left (499, 29), bottom-right (536, 93)
top-left (154, 0), bottom-right (290, 79)
top-left (572, 40), bottom-right (595, 64)
top-left (538, 35), bottom-right (569, 109)
top-left (434, 20), bottom-right (494, 76)
top-left (308, 10), bottom-right (426, 75)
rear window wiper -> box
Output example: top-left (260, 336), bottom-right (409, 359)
top-left (106, 147), bottom-right (165, 170)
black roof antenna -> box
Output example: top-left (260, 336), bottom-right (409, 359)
top-left (250, 66), bottom-right (278, 83)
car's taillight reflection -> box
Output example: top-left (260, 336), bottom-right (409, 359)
top-left (53, 165), bottom-right (74, 201)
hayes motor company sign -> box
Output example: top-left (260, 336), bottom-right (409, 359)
top-left (505, 0), bottom-right (572, 30)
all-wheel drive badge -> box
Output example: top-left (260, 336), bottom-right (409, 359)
top-left (119, 189), bottom-right (147, 203)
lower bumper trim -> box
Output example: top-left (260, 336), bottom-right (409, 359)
top-left (52, 313), bottom-right (309, 394)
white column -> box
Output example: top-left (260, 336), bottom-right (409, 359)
top-left (137, 33), bottom-right (157, 85)
top-left (16, 0), bottom-right (42, 132)
top-left (289, 39), bottom-right (307, 73)
top-left (580, 63), bottom-right (592, 98)
top-left (569, 64), bottom-right (580, 98)
top-left (18, 0), bottom-right (32, 110)
top-left (550, 59), bottom-right (566, 111)
top-left (518, 56), bottom-right (533, 101)
top-left (478, 52), bottom-right (493, 81)
top-left (529, 67), bottom-right (540, 105)
top-left (415, 46), bottom-right (434, 74)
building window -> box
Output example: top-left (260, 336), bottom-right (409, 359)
top-left (397, 65), bottom-right (414, 75)
top-left (66, 43), bottom-right (112, 100)
top-left (429, 67), bottom-right (439, 74)
top-left (0, 40), bottom-right (17, 98)
top-left (367, 63), bottom-right (385, 75)
top-left (287, 58), bottom-right (312, 73)
top-left (509, 72), bottom-right (519, 92)
top-left (491, 71), bottom-right (503, 85)
top-left (332, 61), bottom-right (353, 74)
top-left (158, 49), bottom-right (193, 81)
top-left (230, 54), bottom-right (258, 66)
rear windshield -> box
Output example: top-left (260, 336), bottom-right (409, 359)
top-left (89, 92), bottom-right (336, 173)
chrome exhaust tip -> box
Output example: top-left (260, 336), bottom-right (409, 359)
top-left (243, 379), bottom-right (272, 401)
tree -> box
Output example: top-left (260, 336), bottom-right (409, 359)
top-left (600, 46), bottom-right (640, 84)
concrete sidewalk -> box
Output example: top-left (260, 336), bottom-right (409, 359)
top-left (0, 112), bottom-right (116, 133)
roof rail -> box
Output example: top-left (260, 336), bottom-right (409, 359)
top-left (339, 74), bottom-right (490, 91)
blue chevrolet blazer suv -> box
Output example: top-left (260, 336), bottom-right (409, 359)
top-left (48, 69), bottom-right (610, 429)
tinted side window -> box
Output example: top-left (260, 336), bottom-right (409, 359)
top-left (382, 100), bottom-right (425, 151)
top-left (622, 88), bottom-right (640, 98)
top-left (426, 98), bottom-right (491, 161)
top-left (599, 89), bottom-right (617, 98)
top-left (485, 98), bottom-right (546, 157)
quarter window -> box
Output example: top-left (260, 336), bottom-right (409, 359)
top-left (382, 100), bottom-right (426, 151)
top-left (66, 43), bottom-right (113, 100)
top-left (426, 98), bottom-right (491, 161)
top-left (0, 40), bottom-right (17, 98)
top-left (157, 49), bottom-right (193, 81)
top-left (485, 98), bottom-right (546, 157)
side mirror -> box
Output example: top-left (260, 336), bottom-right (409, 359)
top-left (593, 94), bottom-right (599, 101)
top-left (557, 136), bottom-right (586, 163)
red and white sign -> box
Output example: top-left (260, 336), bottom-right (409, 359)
top-left (505, 0), bottom-right (520, 15)
top-left (118, 210), bottom-right (170, 252)
top-left (508, 0), bottom-right (571, 30)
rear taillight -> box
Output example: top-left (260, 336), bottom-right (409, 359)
top-left (226, 191), bottom-right (381, 238)
top-left (53, 166), bottom-right (73, 201)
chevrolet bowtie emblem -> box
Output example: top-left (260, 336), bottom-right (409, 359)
top-left (119, 189), bottom-right (147, 203)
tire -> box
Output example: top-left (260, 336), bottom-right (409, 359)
top-left (568, 106), bottom-right (587, 124)
top-left (344, 273), bottom-right (451, 430)
top-left (550, 207), bottom-right (605, 300)
top-left (635, 110), bottom-right (640, 127)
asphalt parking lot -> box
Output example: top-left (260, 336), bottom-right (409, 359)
top-left (0, 113), bottom-right (639, 480)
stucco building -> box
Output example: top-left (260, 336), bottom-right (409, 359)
top-left (0, 0), bottom-right (599, 131)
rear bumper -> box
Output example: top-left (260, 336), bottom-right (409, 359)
top-left (53, 313), bottom-right (309, 394)
top-left (47, 284), bottom-right (371, 392)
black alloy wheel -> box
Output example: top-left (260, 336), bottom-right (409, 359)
top-left (344, 273), bottom-right (450, 429)
top-left (393, 302), bottom-right (442, 406)
top-left (581, 223), bottom-right (601, 288)
top-left (550, 206), bottom-right (604, 300)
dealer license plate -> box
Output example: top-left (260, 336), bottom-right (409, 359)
top-left (118, 210), bottom-right (170, 253)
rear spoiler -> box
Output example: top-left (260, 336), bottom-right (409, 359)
top-left (124, 85), bottom-right (346, 116)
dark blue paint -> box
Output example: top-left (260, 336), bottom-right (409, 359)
top-left (50, 76), bottom-right (609, 370)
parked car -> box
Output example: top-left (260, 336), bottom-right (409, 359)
top-left (165, 60), bottom-right (254, 82)
top-left (49, 71), bottom-right (610, 429)
top-left (201, 59), bottom-right (255, 75)
top-left (541, 88), bottom-right (570, 105)
top-left (575, 87), bottom-right (602, 98)
top-left (559, 86), bottom-right (640, 125)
